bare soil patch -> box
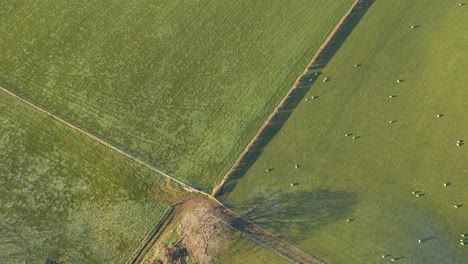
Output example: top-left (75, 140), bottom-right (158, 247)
top-left (138, 197), bottom-right (230, 264)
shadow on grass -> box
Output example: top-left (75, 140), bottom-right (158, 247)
top-left (217, 0), bottom-right (375, 200)
top-left (230, 189), bottom-right (358, 243)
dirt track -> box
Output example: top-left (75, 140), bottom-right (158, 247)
top-left (212, 0), bottom-right (363, 197)
top-left (131, 197), bottom-right (216, 263)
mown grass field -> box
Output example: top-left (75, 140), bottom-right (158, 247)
top-left (223, 1), bottom-right (468, 263)
top-left (0, 90), bottom-right (187, 263)
top-left (0, 0), bottom-right (354, 192)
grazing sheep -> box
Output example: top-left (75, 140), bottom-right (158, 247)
top-left (416, 194), bottom-right (422, 197)
top-left (382, 254), bottom-right (391, 258)
top-left (443, 183), bottom-right (450, 187)
top-left (305, 98), bottom-right (309, 101)
top-left (294, 164), bottom-right (300, 169)
top-left (345, 133), bottom-right (351, 137)
top-left (454, 204), bottom-right (462, 208)
top-left (396, 80), bottom-right (402, 83)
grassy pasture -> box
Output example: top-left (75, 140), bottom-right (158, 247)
top-left (216, 231), bottom-right (288, 264)
top-left (0, 0), bottom-right (354, 191)
top-left (223, 1), bottom-right (468, 263)
top-left (0, 90), bottom-right (186, 263)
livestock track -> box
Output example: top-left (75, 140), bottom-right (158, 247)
top-left (212, 0), bottom-right (364, 197)
top-left (0, 0), bottom-right (366, 263)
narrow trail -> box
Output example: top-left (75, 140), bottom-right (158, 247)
top-left (212, 0), bottom-right (363, 197)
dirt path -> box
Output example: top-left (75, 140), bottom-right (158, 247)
top-left (131, 197), bottom-right (216, 263)
top-left (212, 0), bottom-right (363, 197)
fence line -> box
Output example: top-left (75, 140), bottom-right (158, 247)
top-left (0, 86), bottom-right (206, 197)
top-left (212, 0), bottom-right (364, 197)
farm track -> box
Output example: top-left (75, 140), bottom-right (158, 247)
top-left (212, 0), bottom-right (364, 197)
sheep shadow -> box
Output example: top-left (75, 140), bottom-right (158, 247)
top-left (420, 236), bottom-right (435, 243)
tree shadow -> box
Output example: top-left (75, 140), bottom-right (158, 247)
top-left (216, 0), bottom-right (375, 199)
top-left (229, 189), bottom-right (358, 243)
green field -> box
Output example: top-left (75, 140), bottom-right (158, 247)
top-left (223, 1), bottom-right (468, 263)
top-left (0, 0), bottom-right (354, 192)
top-left (217, 231), bottom-right (288, 264)
top-left (0, 90), bottom-right (187, 263)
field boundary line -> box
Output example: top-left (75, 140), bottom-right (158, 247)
top-left (0, 86), bottom-right (206, 196)
top-left (212, 0), bottom-right (363, 197)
